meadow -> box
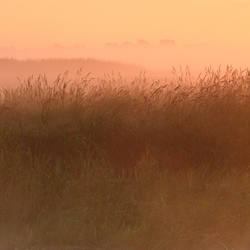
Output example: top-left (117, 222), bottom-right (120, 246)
top-left (1, 65), bottom-right (250, 250)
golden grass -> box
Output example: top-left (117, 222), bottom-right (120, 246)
top-left (1, 66), bottom-right (250, 249)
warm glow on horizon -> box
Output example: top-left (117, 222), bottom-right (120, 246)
top-left (1, 0), bottom-right (250, 70)
top-left (1, 0), bottom-right (250, 48)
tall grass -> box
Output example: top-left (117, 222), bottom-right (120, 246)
top-left (1, 66), bottom-right (250, 249)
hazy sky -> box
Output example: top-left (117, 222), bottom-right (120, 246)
top-left (1, 0), bottom-right (250, 72)
top-left (1, 0), bottom-right (250, 48)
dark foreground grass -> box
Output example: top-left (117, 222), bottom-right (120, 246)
top-left (1, 66), bottom-right (250, 249)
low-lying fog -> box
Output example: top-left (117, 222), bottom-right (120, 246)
top-left (0, 41), bottom-right (249, 89)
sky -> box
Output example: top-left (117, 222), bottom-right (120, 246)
top-left (1, 0), bottom-right (250, 70)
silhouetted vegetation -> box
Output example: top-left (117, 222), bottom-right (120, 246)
top-left (1, 66), bottom-right (250, 249)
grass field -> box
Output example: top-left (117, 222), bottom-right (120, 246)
top-left (1, 66), bottom-right (250, 250)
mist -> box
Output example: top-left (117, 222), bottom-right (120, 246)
top-left (0, 40), bottom-right (249, 89)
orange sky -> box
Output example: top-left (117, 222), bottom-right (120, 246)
top-left (1, 0), bottom-right (250, 70)
top-left (1, 0), bottom-right (249, 48)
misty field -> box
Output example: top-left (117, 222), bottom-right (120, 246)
top-left (1, 66), bottom-right (250, 250)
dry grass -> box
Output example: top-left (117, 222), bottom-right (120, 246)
top-left (1, 66), bottom-right (250, 249)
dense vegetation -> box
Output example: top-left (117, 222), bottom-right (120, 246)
top-left (1, 66), bottom-right (250, 250)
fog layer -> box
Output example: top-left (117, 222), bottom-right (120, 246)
top-left (0, 41), bottom-right (249, 88)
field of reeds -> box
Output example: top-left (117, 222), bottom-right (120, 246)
top-left (1, 66), bottom-right (250, 250)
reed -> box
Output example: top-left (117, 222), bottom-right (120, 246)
top-left (1, 66), bottom-right (250, 249)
